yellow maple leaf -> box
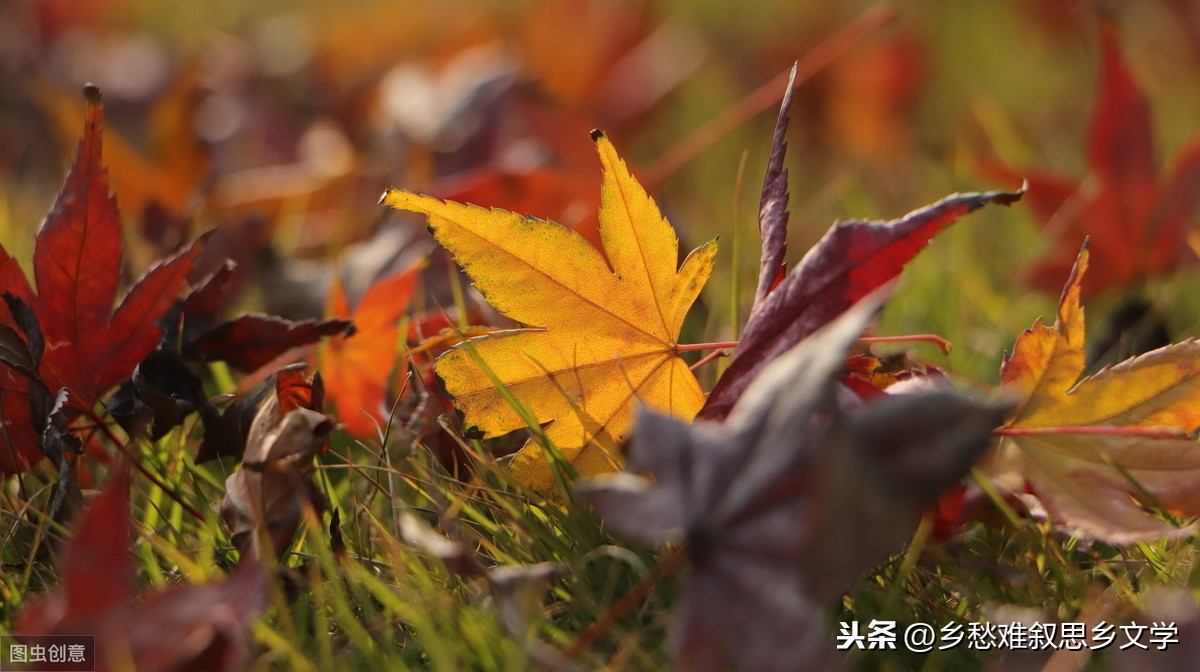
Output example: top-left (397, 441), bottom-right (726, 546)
top-left (994, 243), bottom-right (1200, 542)
top-left (382, 131), bottom-right (716, 492)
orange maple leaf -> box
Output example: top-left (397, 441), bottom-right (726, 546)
top-left (320, 264), bottom-right (424, 437)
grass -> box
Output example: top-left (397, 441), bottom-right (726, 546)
top-left (1, 403), bottom-right (680, 669)
top-left (5, 2), bottom-right (1200, 669)
top-left (3, 345), bottom-right (1198, 671)
top-left (5, 120), bottom-right (1200, 672)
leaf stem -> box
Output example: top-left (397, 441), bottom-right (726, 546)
top-left (992, 425), bottom-right (1191, 439)
top-left (689, 349), bottom-right (729, 371)
top-left (675, 341), bottom-right (740, 353)
top-left (565, 544), bottom-right (688, 659)
top-left (859, 334), bottom-right (952, 355)
top-left (678, 333), bottom-right (951, 355)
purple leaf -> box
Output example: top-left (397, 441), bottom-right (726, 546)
top-left (703, 188), bottom-right (1022, 420)
top-left (581, 297), bottom-right (1005, 672)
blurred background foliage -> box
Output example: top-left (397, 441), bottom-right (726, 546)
top-left (3, 0), bottom-right (1200, 387)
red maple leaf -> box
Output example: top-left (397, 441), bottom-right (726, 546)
top-left (986, 26), bottom-right (1200, 295)
top-left (0, 86), bottom-right (203, 472)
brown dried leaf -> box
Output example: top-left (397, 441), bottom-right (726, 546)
top-left (220, 365), bottom-right (333, 560)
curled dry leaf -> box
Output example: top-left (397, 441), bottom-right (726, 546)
top-left (383, 131), bottom-right (716, 493)
top-left (107, 348), bottom-right (206, 440)
top-left (700, 67), bottom-right (1022, 421)
top-left (581, 298), bottom-right (1005, 672)
top-left (16, 466), bottom-right (268, 672)
top-left (992, 244), bottom-right (1200, 543)
top-left (221, 365), bottom-right (333, 559)
top-left (171, 261), bottom-right (352, 374)
top-left (196, 379), bottom-right (273, 463)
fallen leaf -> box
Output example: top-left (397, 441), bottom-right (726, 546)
top-left (274, 363), bottom-right (325, 413)
top-left (107, 349), bottom-right (206, 440)
top-left (382, 130), bottom-right (716, 493)
top-left (992, 243), bottom-right (1200, 543)
top-left (15, 465), bottom-right (268, 672)
top-left (984, 26), bottom-right (1200, 295)
top-left (221, 364), bottom-right (333, 559)
top-left (169, 261), bottom-right (352, 374)
top-left (0, 86), bottom-right (204, 472)
top-left (701, 69), bottom-right (1022, 420)
top-left (0, 234), bottom-right (55, 470)
top-left (0, 294), bottom-right (70, 486)
top-left (195, 344), bottom-right (327, 467)
top-left (199, 356), bottom-right (327, 466)
top-left (196, 380), bottom-right (273, 464)
top-left (321, 262), bottom-right (423, 436)
top-left (185, 314), bottom-right (351, 373)
top-left (33, 465), bottom-right (134, 623)
top-left (580, 297), bottom-right (1005, 672)
top-left (752, 64), bottom-right (798, 310)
